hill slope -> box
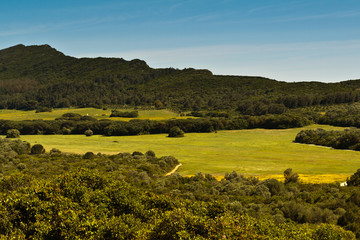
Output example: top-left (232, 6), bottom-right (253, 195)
top-left (1, 44), bottom-right (360, 111)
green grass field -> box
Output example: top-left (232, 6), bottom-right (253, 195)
top-left (0, 108), bottom-right (191, 121)
top-left (18, 124), bottom-right (360, 183)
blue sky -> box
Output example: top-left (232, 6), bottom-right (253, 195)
top-left (1, 0), bottom-right (360, 82)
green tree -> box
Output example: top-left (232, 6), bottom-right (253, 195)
top-left (347, 169), bottom-right (360, 186)
top-left (145, 150), bottom-right (156, 158)
top-left (31, 144), bottom-right (45, 154)
top-left (154, 100), bottom-right (163, 109)
top-left (284, 168), bottom-right (299, 184)
top-left (84, 129), bottom-right (93, 137)
top-left (83, 152), bottom-right (95, 159)
top-left (6, 129), bottom-right (20, 138)
top-left (168, 126), bottom-right (184, 138)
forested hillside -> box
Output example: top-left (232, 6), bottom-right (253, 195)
top-left (1, 44), bottom-right (360, 112)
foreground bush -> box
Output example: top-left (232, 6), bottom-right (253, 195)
top-left (0, 138), bottom-right (357, 238)
top-left (0, 170), bottom-right (355, 239)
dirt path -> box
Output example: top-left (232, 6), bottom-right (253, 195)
top-left (165, 163), bottom-right (182, 176)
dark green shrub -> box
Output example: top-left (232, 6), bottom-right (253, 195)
top-left (0, 174), bottom-right (34, 192)
top-left (9, 140), bottom-right (30, 154)
top-left (313, 224), bottom-right (354, 240)
top-left (168, 126), bottom-right (184, 138)
top-left (6, 129), bottom-right (20, 138)
top-left (154, 100), bottom-right (163, 109)
top-left (80, 115), bottom-right (97, 121)
top-left (348, 191), bottom-right (360, 207)
top-left (84, 129), bottom-right (93, 137)
top-left (62, 113), bottom-right (82, 118)
top-left (61, 127), bottom-right (71, 135)
top-left (83, 152), bottom-right (95, 159)
top-left (110, 110), bottom-right (139, 118)
top-left (97, 215), bottom-right (146, 239)
top-left (31, 144), bottom-right (45, 154)
top-left (132, 151), bottom-right (144, 156)
top-left (35, 107), bottom-right (52, 113)
top-left (50, 148), bottom-right (61, 154)
top-left (263, 178), bottom-right (284, 196)
top-left (17, 163), bottom-right (26, 171)
top-left (347, 169), bottom-right (360, 186)
top-left (351, 143), bottom-right (360, 151)
top-left (284, 168), bottom-right (299, 184)
top-left (145, 150), bottom-right (156, 158)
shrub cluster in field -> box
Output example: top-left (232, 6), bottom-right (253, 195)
top-left (295, 128), bottom-right (360, 150)
top-left (0, 138), bottom-right (359, 238)
top-left (168, 126), bottom-right (184, 137)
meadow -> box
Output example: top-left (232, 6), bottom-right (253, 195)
top-left (0, 108), bottom-right (190, 121)
top-left (18, 124), bottom-right (360, 183)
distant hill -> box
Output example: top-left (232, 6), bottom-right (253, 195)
top-left (1, 44), bottom-right (360, 112)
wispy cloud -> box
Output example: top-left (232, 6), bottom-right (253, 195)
top-left (248, 1), bottom-right (303, 14)
top-left (0, 25), bottom-right (48, 37)
top-left (0, 14), bottom-right (134, 37)
top-left (168, 1), bottom-right (188, 12)
top-left (156, 13), bottom-right (219, 25)
top-left (271, 10), bottom-right (360, 23)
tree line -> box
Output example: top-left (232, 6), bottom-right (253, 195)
top-left (0, 112), bottom-right (313, 137)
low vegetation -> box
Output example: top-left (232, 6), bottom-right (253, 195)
top-left (0, 137), bottom-right (358, 238)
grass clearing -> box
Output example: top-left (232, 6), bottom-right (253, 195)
top-left (18, 124), bottom-right (360, 183)
top-left (0, 108), bottom-right (192, 121)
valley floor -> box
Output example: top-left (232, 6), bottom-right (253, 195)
top-left (17, 124), bottom-right (360, 183)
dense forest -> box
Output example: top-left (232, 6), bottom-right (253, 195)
top-left (0, 137), bottom-right (359, 239)
top-left (1, 44), bottom-right (360, 112)
top-left (317, 104), bottom-right (360, 128)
